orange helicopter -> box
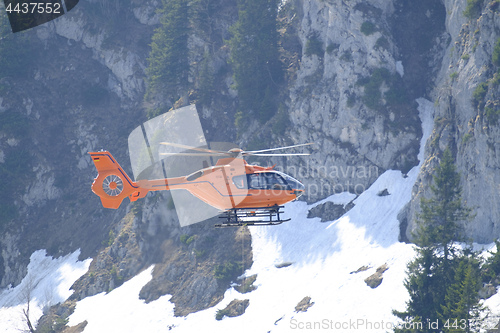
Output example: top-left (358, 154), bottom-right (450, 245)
top-left (89, 142), bottom-right (311, 227)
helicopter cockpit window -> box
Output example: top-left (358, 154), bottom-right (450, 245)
top-left (247, 172), bottom-right (289, 190)
top-left (263, 172), bottom-right (288, 190)
top-left (248, 174), bottom-right (265, 189)
top-left (232, 175), bottom-right (247, 189)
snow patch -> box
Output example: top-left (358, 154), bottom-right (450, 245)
top-left (396, 61), bottom-right (404, 77)
top-left (0, 250), bottom-right (91, 332)
top-left (68, 266), bottom-right (176, 332)
top-left (483, 288), bottom-right (500, 330)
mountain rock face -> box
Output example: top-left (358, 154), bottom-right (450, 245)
top-left (286, 0), bottom-right (446, 203)
top-left (406, 0), bottom-right (500, 243)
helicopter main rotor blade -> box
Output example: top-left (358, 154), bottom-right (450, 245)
top-left (246, 142), bottom-right (314, 154)
top-left (245, 153), bottom-right (311, 156)
top-left (160, 152), bottom-right (229, 157)
top-left (159, 142), bottom-right (228, 155)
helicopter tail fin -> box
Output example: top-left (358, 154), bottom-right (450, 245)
top-left (89, 151), bottom-right (146, 209)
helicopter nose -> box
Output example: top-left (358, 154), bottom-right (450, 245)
top-left (293, 182), bottom-right (305, 199)
top-left (294, 189), bottom-right (305, 199)
top-left (280, 172), bottom-right (305, 199)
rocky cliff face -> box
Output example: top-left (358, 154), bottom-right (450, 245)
top-left (286, 0), bottom-right (445, 203)
top-left (407, 0), bottom-right (500, 243)
top-left (0, 5), bottom-right (147, 286)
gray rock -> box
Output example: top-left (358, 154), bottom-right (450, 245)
top-left (307, 201), bottom-right (354, 222)
top-left (479, 283), bottom-right (497, 299)
top-left (364, 263), bottom-right (388, 289)
top-left (216, 299), bottom-right (250, 320)
top-left (295, 296), bottom-right (315, 312)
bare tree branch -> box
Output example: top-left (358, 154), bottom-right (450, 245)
top-left (19, 275), bottom-right (36, 333)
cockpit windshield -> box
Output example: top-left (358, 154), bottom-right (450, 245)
top-left (275, 171), bottom-right (305, 191)
top-left (232, 171), bottom-right (304, 191)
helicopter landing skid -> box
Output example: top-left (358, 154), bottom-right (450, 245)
top-left (215, 206), bottom-right (291, 227)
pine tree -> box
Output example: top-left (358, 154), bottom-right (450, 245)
top-left (417, 149), bottom-right (472, 248)
top-left (197, 51), bottom-right (215, 106)
top-left (416, 148), bottom-right (473, 293)
top-left (394, 247), bottom-right (442, 332)
top-left (394, 148), bottom-right (476, 332)
top-left (190, 0), bottom-right (217, 40)
top-left (482, 240), bottom-right (500, 282)
top-left (440, 256), bottom-right (482, 333)
top-left (229, 0), bottom-right (282, 125)
top-left (146, 0), bottom-right (190, 99)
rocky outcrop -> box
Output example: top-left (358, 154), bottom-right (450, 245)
top-left (350, 265), bottom-right (370, 274)
top-left (0, 233), bottom-right (22, 288)
top-left (234, 274), bottom-right (257, 294)
top-left (215, 299), bottom-right (250, 320)
top-left (295, 296), bottom-right (315, 312)
top-left (22, 165), bottom-right (62, 207)
top-left (407, 0), bottom-right (500, 243)
top-left (38, 4), bottom-right (150, 102)
top-left (364, 263), bottom-right (388, 288)
top-left (307, 200), bottom-right (354, 222)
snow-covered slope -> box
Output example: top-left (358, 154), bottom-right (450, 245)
top-left (0, 250), bottom-right (91, 332)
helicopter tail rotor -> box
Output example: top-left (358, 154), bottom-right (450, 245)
top-left (89, 151), bottom-right (147, 209)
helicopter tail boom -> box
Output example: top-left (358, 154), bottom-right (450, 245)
top-left (89, 151), bottom-right (147, 209)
